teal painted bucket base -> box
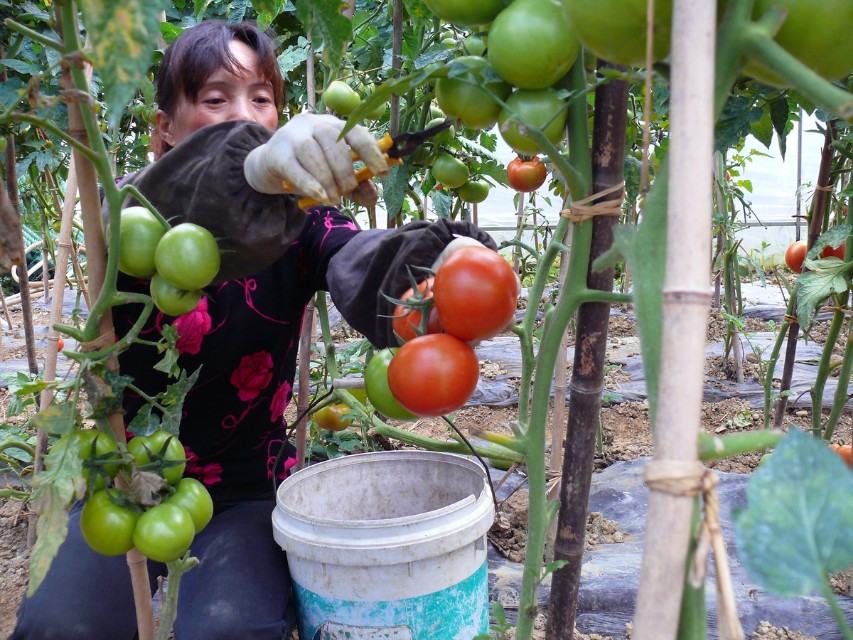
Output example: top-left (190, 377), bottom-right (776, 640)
top-left (295, 560), bottom-right (489, 640)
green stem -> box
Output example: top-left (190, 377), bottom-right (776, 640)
top-left (156, 555), bottom-right (200, 640)
top-left (697, 430), bottom-right (784, 461)
top-left (4, 18), bottom-right (64, 52)
top-left (314, 293), bottom-right (340, 382)
top-left (821, 301), bottom-right (853, 440)
top-left (0, 112), bottom-right (99, 163)
top-left (810, 307), bottom-right (845, 436)
top-left (371, 422), bottom-right (524, 463)
top-left (741, 24), bottom-right (853, 121)
top-left (762, 301), bottom-right (794, 429)
top-left (0, 440), bottom-right (36, 459)
top-left (821, 576), bottom-right (853, 640)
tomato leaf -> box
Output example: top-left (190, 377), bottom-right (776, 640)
top-left (793, 259), bottom-right (849, 327)
top-left (128, 403), bottom-right (161, 437)
top-left (78, 0), bottom-right (162, 129)
top-left (379, 164), bottom-right (413, 221)
top-left (32, 402), bottom-right (77, 436)
top-left (734, 429), bottom-right (853, 597)
top-left (158, 367), bottom-right (202, 436)
top-left (808, 225), bottom-right (851, 259)
top-left (295, 0), bottom-right (353, 75)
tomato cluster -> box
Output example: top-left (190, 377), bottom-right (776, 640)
top-left (55, 428), bottom-right (213, 563)
top-left (784, 239), bottom-right (847, 274)
top-left (366, 247), bottom-right (519, 418)
top-left (117, 206), bottom-right (220, 316)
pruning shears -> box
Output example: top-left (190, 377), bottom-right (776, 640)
top-left (290, 119), bottom-right (454, 209)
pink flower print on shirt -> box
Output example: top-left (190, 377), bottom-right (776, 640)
top-left (230, 351), bottom-right (274, 402)
top-left (269, 381), bottom-right (292, 422)
top-left (174, 297), bottom-right (212, 355)
top-left (184, 446), bottom-right (223, 485)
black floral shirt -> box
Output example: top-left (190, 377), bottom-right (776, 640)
top-left (112, 121), bottom-right (494, 503)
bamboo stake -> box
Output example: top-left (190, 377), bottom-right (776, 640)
top-left (632, 1), bottom-right (716, 638)
top-left (545, 64), bottom-right (629, 639)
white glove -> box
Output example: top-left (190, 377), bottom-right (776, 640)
top-left (244, 112), bottom-right (389, 204)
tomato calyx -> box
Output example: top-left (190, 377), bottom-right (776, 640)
top-left (384, 271), bottom-right (444, 344)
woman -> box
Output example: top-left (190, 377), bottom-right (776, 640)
top-left (13, 20), bottom-right (494, 640)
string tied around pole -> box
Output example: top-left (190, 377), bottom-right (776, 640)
top-left (644, 459), bottom-right (744, 640)
top-left (559, 183), bottom-right (625, 223)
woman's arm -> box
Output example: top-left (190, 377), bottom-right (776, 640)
top-left (120, 120), bottom-right (306, 282)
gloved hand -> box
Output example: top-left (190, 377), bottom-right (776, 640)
top-left (244, 112), bottom-right (389, 205)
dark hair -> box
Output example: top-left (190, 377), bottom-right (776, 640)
top-left (152, 20), bottom-right (285, 157)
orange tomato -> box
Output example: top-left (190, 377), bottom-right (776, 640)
top-left (830, 443), bottom-right (853, 468)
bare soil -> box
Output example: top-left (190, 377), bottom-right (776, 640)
top-left (1, 295), bottom-right (850, 640)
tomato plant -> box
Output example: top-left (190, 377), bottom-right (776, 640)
top-left (387, 334), bottom-right (480, 417)
top-left (364, 349), bottom-right (417, 420)
top-left (431, 153), bottom-right (469, 189)
top-left (498, 88), bottom-right (568, 155)
top-left (784, 240), bottom-right (807, 273)
top-left (132, 502), bottom-right (196, 563)
top-left (323, 80), bottom-right (362, 116)
top-left (422, 0), bottom-right (505, 26)
top-left (311, 403), bottom-right (355, 432)
top-left (392, 277), bottom-right (443, 343)
top-left (487, 0), bottom-right (579, 89)
top-left (164, 477), bottom-right (214, 533)
top-left (506, 156), bottom-right (547, 192)
top-left (456, 179), bottom-right (490, 203)
top-left (80, 489), bottom-right (140, 556)
top-left (150, 274), bottom-right (202, 317)
top-left (435, 56), bottom-right (511, 131)
top-left (154, 222), bottom-right (221, 291)
top-left (563, 0), bottom-right (673, 67)
top-left (127, 430), bottom-right (187, 486)
top-left (743, 0), bottom-right (853, 87)
top-left (117, 206), bottom-right (166, 278)
top-left (433, 246), bottom-right (519, 341)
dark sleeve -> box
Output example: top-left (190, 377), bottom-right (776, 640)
top-left (326, 219), bottom-right (497, 347)
top-left (119, 120), bottom-right (306, 282)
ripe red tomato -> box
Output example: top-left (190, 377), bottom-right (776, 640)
top-left (56, 338), bottom-right (65, 351)
top-left (831, 443), bottom-right (853, 468)
top-left (387, 334), bottom-right (479, 417)
top-left (128, 430), bottom-right (187, 486)
top-left (133, 502), bottom-right (195, 563)
top-left (433, 247), bottom-right (519, 342)
top-left (506, 156), bottom-right (547, 192)
top-left (392, 277), bottom-right (443, 343)
top-left (80, 489), bottom-right (140, 556)
top-left (117, 206), bottom-right (166, 278)
top-left (784, 240), bottom-right (807, 273)
top-left (164, 477), bottom-right (214, 533)
top-left (821, 242), bottom-right (846, 260)
top-left (154, 222), bottom-right (221, 291)
top-left (364, 349), bottom-right (418, 421)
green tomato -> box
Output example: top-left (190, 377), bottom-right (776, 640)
top-left (488, 0), bottom-right (580, 89)
top-left (563, 0), bottom-right (673, 68)
top-left (80, 489), bottom-right (140, 556)
top-left (54, 429), bottom-right (122, 492)
top-left (422, 0), bottom-right (505, 26)
top-left (127, 430), bottom-right (187, 486)
top-left (463, 35), bottom-right (487, 57)
top-left (498, 88), bottom-right (568, 155)
top-left (431, 153), bottom-right (469, 189)
top-left (164, 478), bottom-right (214, 534)
top-left (364, 349), bottom-right (417, 421)
top-left (425, 117), bottom-right (456, 147)
top-left (133, 502), bottom-right (195, 563)
top-left (154, 223), bottom-right (220, 291)
top-left (323, 80), bottom-right (362, 116)
top-left (743, 0), bottom-right (853, 87)
top-left (435, 56), bottom-right (512, 130)
top-left (150, 274), bottom-right (202, 317)
top-left (457, 179), bottom-right (491, 203)
top-left (117, 206), bottom-right (166, 278)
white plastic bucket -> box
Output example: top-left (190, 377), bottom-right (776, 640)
top-left (271, 450), bottom-right (495, 640)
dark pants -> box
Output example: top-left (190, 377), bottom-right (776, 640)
top-left (13, 497), bottom-right (296, 640)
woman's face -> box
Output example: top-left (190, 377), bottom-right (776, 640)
top-left (156, 39), bottom-right (279, 148)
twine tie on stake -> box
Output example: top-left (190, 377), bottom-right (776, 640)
top-left (644, 460), bottom-right (744, 640)
top-left (80, 329), bottom-right (116, 352)
top-left (560, 183), bottom-right (625, 223)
